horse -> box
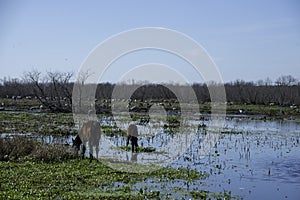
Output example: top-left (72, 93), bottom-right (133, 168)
top-left (73, 120), bottom-right (101, 159)
top-left (126, 123), bottom-right (139, 152)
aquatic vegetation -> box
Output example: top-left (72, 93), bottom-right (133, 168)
top-left (190, 190), bottom-right (210, 199)
top-left (101, 125), bottom-right (126, 136)
top-left (0, 158), bottom-right (210, 199)
top-left (0, 136), bottom-right (215, 199)
top-left (190, 190), bottom-right (239, 199)
top-left (119, 146), bottom-right (156, 152)
top-left (0, 112), bottom-right (75, 135)
top-left (221, 130), bottom-right (242, 134)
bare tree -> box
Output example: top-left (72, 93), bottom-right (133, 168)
top-left (47, 71), bottom-right (73, 108)
top-left (72, 70), bottom-right (94, 113)
top-left (275, 75), bottom-right (297, 86)
top-left (23, 70), bottom-right (73, 112)
top-left (23, 70), bottom-right (48, 106)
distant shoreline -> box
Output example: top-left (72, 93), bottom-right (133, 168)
top-left (0, 97), bottom-right (299, 118)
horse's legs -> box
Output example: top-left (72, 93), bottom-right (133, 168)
top-left (134, 137), bottom-right (138, 152)
top-left (131, 137), bottom-right (134, 152)
top-left (88, 142), bottom-right (93, 159)
top-left (82, 144), bottom-right (86, 159)
top-left (131, 136), bottom-right (138, 152)
top-left (126, 135), bottom-right (131, 146)
top-left (95, 144), bottom-right (99, 159)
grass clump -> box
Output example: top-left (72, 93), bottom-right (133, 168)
top-left (190, 190), bottom-right (239, 199)
top-left (0, 137), bottom-right (35, 161)
top-left (221, 130), bottom-right (242, 134)
top-left (118, 146), bottom-right (156, 152)
top-left (31, 143), bottom-right (75, 162)
top-left (0, 137), bottom-right (75, 162)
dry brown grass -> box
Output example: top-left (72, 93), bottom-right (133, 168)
top-left (0, 137), bottom-right (35, 160)
top-left (0, 137), bottom-right (76, 162)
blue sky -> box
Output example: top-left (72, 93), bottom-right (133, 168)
top-left (0, 0), bottom-right (299, 83)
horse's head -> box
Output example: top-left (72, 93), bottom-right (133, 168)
top-left (72, 135), bottom-right (82, 153)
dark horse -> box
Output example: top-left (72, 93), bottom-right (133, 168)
top-left (126, 124), bottom-right (139, 152)
top-left (73, 120), bottom-right (101, 158)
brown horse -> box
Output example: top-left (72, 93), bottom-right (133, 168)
top-left (126, 124), bottom-right (139, 152)
top-left (73, 120), bottom-right (101, 159)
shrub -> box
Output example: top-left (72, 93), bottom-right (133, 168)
top-left (0, 137), bottom-right (76, 162)
top-left (31, 143), bottom-right (75, 162)
top-left (0, 137), bottom-right (35, 160)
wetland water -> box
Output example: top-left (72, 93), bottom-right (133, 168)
top-left (1, 114), bottom-right (299, 199)
top-left (115, 117), bottom-right (300, 199)
top-left (176, 118), bottom-right (300, 199)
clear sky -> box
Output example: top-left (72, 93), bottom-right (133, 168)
top-left (0, 0), bottom-right (299, 83)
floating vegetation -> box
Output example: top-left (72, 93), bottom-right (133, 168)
top-left (119, 146), bottom-right (156, 152)
top-left (101, 125), bottom-right (126, 136)
top-left (190, 190), bottom-right (239, 199)
top-left (221, 130), bottom-right (242, 134)
top-left (0, 157), bottom-right (211, 199)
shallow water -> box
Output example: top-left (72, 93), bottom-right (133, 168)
top-left (171, 118), bottom-right (300, 199)
top-left (88, 116), bottom-right (300, 199)
top-left (105, 117), bottom-right (300, 199)
top-left (2, 116), bottom-right (299, 199)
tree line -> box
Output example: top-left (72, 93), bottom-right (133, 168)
top-left (0, 70), bottom-right (299, 112)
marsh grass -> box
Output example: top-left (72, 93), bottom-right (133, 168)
top-left (31, 143), bottom-right (75, 162)
top-left (226, 103), bottom-right (300, 116)
top-left (0, 137), bottom-right (35, 161)
top-left (0, 112), bottom-right (76, 135)
top-left (0, 137), bottom-right (75, 162)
